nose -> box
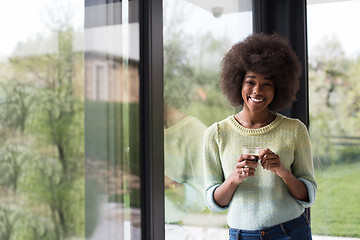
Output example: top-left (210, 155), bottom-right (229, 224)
top-left (252, 84), bottom-right (262, 94)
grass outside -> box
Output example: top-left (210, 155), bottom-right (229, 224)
top-left (311, 162), bottom-right (360, 238)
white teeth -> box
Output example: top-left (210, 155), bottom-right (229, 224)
top-left (250, 97), bottom-right (264, 103)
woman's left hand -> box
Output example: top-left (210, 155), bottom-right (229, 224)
top-left (259, 148), bottom-right (290, 178)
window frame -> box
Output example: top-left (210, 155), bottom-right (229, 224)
top-left (139, 0), bottom-right (165, 239)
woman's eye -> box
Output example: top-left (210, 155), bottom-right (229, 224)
top-left (245, 80), bottom-right (254, 85)
top-left (264, 83), bottom-right (272, 87)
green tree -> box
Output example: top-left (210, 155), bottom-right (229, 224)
top-left (309, 37), bottom-right (360, 167)
top-left (0, 80), bottom-right (33, 134)
top-left (0, 23), bottom-right (84, 240)
top-left (0, 205), bottom-right (21, 240)
top-left (163, 0), bottom-right (234, 125)
top-left (309, 36), bottom-right (349, 107)
top-left (0, 143), bottom-right (30, 194)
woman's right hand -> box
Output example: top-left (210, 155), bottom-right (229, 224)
top-left (232, 154), bottom-right (259, 184)
top-left (214, 154), bottom-right (259, 207)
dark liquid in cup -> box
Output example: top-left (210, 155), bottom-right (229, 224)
top-left (250, 155), bottom-right (259, 162)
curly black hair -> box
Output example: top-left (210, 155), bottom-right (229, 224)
top-left (220, 33), bottom-right (301, 112)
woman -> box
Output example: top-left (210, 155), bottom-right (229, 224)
top-left (203, 33), bottom-right (317, 240)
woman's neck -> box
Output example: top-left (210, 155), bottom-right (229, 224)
top-left (236, 109), bottom-right (274, 129)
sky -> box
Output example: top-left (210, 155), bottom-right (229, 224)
top-left (0, 0), bottom-right (83, 57)
top-left (307, 0), bottom-right (360, 58)
top-left (0, 0), bottom-right (359, 58)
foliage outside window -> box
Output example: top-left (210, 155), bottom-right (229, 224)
top-left (309, 37), bottom-right (360, 237)
top-left (0, 5), bottom-right (84, 240)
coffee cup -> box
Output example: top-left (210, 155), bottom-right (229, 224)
top-left (242, 146), bottom-right (262, 162)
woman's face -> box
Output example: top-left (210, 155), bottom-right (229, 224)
top-left (241, 71), bottom-right (275, 114)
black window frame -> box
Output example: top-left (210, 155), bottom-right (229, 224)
top-left (139, 0), bottom-right (165, 239)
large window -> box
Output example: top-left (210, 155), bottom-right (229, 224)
top-left (163, 0), bottom-right (252, 239)
top-left (307, 0), bottom-right (360, 238)
top-left (2, 1), bottom-right (335, 239)
top-left (0, 0), bottom-right (142, 239)
top-left (0, 1), bottom-right (84, 239)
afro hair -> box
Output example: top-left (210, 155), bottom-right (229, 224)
top-left (220, 33), bottom-right (301, 111)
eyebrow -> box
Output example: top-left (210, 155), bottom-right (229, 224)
top-left (245, 75), bottom-right (256, 78)
top-left (245, 75), bottom-right (272, 80)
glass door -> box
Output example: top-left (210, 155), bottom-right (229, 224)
top-left (307, 0), bottom-right (360, 238)
top-left (84, 0), bottom-right (141, 239)
top-left (163, 0), bottom-right (253, 239)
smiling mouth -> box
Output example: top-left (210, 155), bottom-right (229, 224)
top-left (249, 96), bottom-right (265, 103)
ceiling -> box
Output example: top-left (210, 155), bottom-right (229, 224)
top-left (186, 0), bottom-right (252, 17)
top-left (186, 0), bottom-right (355, 17)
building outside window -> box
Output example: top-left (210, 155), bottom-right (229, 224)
top-left (84, 0), bottom-right (141, 239)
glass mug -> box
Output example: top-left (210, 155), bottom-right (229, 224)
top-left (242, 146), bottom-right (262, 162)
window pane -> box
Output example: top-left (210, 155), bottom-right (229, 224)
top-left (307, 0), bottom-right (360, 238)
top-left (84, 1), bottom-right (141, 239)
top-left (163, 0), bottom-right (252, 239)
top-left (0, 1), bottom-right (84, 239)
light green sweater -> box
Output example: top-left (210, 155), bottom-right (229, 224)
top-left (203, 113), bottom-right (317, 230)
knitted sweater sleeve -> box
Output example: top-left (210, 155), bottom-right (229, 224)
top-left (292, 120), bottom-right (318, 208)
top-left (203, 123), bottom-right (229, 212)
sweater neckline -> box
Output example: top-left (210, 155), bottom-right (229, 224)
top-left (229, 113), bottom-right (283, 135)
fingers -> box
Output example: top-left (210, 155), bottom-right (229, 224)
top-left (261, 153), bottom-right (278, 164)
top-left (241, 172), bottom-right (255, 178)
top-left (259, 148), bottom-right (273, 158)
top-left (236, 167), bottom-right (255, 178)
top-left (236, 149), bottom-right (281, 177)
top-left (260, 150), bottom-right (280, 170)
top-left (236, 157), bottom-right (258, 179)
top-left (236, 166), bottom-right (256, 174)
top-left (261, 159), bottom-right (281, 170)
top-left (236, 159), bottom-right (258, 170)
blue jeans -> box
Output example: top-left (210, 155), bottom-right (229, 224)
top-left (229, 213), bottom-right (312, 240)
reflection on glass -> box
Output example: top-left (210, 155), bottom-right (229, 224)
top-left (308, 1), bottom-right (360, 238)
top-left (164, 102), bottom-right (207, 224)
top-left (84, 1), bottom-right (141, 240)
top-left (0, 1), bottom-right (84, 239)
top-left (163, 0), bottom-right (252, 238)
